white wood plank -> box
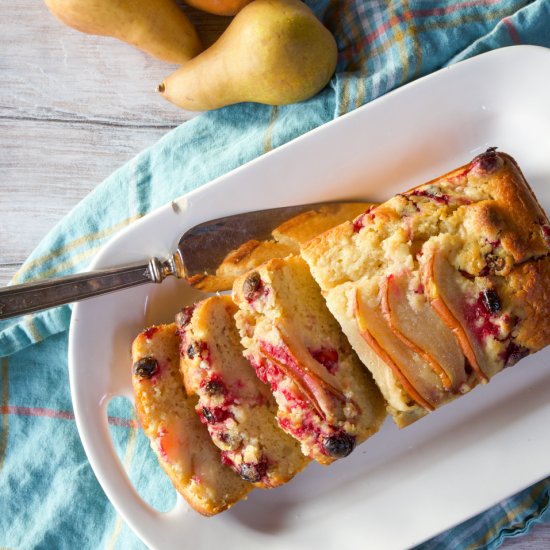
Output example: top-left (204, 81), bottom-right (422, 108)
top-left (0, 2), bottom-right (227, 126)
top-left (0, 118), bottom-right (172, 284)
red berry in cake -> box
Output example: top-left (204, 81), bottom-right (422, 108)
top-left (202, 377), bottom-right (227, 396)
top-left (309, 347), bottom-right (339, 374)
top-left (463, 293), bottom-right (501, 342)
top-left (352, 206), bottom-right (376, 233)
top-left (410, 188), bottom-right (450, 205)
top-left (187, 340), bottom-right (209, 361)
top-left (473, 147), bottom-right (499, 173)
top-left (201, 407), bottom-right (216, 423)
top-left (187, 343), bottom-right (196, 358)
top-left (175, 305), bottom-right (195, 329)
top-left (323, 433), bottom-right (356, 458)
top-left (143, 327), bottom-right (159, 340)
top-left (201, 406), bottom-right (231, 424)
top-left (133, 356), bottom-right (159, 378)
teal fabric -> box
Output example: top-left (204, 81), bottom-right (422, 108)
top-left (2, 1), bottom-right (550, 548)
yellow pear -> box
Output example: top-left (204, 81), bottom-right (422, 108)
top-left (183, 0), bottom-right (253, 16)
top-left (44, 0), bottom-right (203, 64)
top-left (158, 0), bottom-right (338, 110)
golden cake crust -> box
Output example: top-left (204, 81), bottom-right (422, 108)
top-left (505, 258), bottom-right (550, 351)
top-left (462, 153), bottom-right (548, 263)
top-left (302, 150), bottom-right (550, 428)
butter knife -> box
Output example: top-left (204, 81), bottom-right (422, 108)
top-left (0, 201), bottom-right (352, 320)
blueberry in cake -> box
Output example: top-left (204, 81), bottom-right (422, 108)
top-left (131, 324), bottom-right (252, 515)
top-left (233, 255), bottom-right (387, 465)
top-left (302, 149), bottom-right (550, 427)
top-left (176, 296), bottom-right (309, 488)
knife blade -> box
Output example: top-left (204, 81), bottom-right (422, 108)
top-left (178, 201), bottom-right (346, 278)
top-left (0, 200), bottom-right (369, 319)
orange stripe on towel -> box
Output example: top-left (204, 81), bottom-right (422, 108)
top-left (0, 405), bottom-right (138, 429)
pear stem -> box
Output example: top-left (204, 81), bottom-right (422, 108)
top-left (156, 82), bottom-right (166, 94)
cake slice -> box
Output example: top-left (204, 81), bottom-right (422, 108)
top-left (189, 202), bottom-right (371, 292)
top-left (131, 323), bottom-right (252, 515)
top-left (271, 202), bottom-right (371, 248)
top-left (233, 255), bottom-right (387, 465)
top-left (177, 296), bottom-right (309, 488)
top-left (302, 149), bottom-right (550, 427)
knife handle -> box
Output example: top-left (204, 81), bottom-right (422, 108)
top-left (0, 256), bottom-right (182, 320)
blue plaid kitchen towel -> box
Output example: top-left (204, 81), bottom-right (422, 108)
top-left (1, 1), bottom-right (550, 548)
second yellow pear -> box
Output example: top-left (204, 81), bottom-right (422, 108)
top-left (158, 0), bottom-right (338, 110)
top-left (45, 0), bottom-right (203, 64)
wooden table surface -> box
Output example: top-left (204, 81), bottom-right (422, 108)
top-left (1, 2), bottom-right (548, 548)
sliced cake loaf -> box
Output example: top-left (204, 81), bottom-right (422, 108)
top-left (131, 323), bottom-right (252, 515)
top-left (176, 296), bottom-right (309, 488)
top-left (189, 202), bottom-right (371, 293)
top-left (232, 255), bottom-right (387, 465)
top-left (302, 149), bottom-right (550, 427)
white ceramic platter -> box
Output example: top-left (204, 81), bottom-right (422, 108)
top-left (69, 46), bottom-right (550, 550)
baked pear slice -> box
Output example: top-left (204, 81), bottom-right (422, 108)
top-left (380, 271), bottom-right (473, 393)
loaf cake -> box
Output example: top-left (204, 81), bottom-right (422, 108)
top-left (131, 324), bottom-right (252, 515)
top-left (189, 202), bottom-right (370, 292)
top-left (177, 296), bottom-right (309, 488)
top-left (302, 149), bottom-right (550, 427)
top-left (233, 255), bottom-right (387, 465)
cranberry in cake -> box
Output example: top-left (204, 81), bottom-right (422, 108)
top-left (177, 296), bottom-right (309, 488)
top-left (131, 323), bottom-right (252, 515)
top-left (233, 255), bottom-right (386, 465)
top-left (302, 150), bottom-right (550, 427)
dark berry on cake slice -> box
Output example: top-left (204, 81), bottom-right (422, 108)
top-left (177, 296), bottom-right (309, 488)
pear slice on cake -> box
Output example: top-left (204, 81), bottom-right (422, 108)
top-left (380, 271), bottom-right (472, 393)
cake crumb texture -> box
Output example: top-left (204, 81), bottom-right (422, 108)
top-left (178, 296), bottom-right (309, 488)
top-left (233, 255), bottom-right (386, 464)
top-left (131, 323), bottom-right (252, 515)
